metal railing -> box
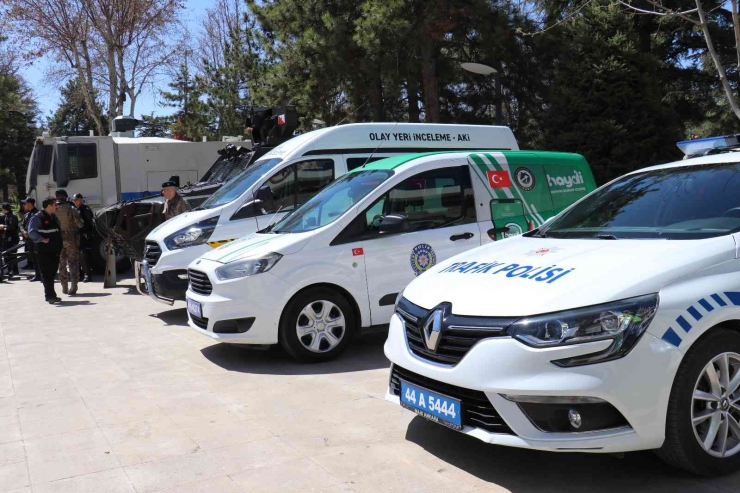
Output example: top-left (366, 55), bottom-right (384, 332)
top-left (0, 242), bottom-right (29, 283)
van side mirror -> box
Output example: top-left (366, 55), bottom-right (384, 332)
top-left (54, 142), bottom-right (69, 187)
top-left (378, 214), bottom-right (409, 234)
top-left (231, 201), bottom-right (259, 220)
top-left (255, 186), bottom-right (275, 212)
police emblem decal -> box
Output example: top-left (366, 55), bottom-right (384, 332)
top-left (410, 243), bottom-right (437, 276)
top-left (514, 167), bottom-right (536, 191)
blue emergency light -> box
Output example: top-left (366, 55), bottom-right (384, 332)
top-left (677, 134), bottom-right (740, 156)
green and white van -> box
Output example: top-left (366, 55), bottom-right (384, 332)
top-left (184, 150), bottom-right (597, 361)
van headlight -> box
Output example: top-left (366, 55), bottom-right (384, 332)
top-left (164, 216), bottom-right (219, 250)
top-left (215, 252), bottom-right (282, 281)
top-left (509, 294), bottom-right (658, 367)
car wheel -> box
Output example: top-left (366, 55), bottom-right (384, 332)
top-left (279, 287), bottom-right (356, 363)
top-left (657, 328), bottom-right (740, 476)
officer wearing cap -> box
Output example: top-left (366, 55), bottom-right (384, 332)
top-left (55, 189), bottom-right (83, 294)
top-left (72, 193), bottom-right (94, 282)
top-left (27, 197), bottom-right (63, 303)
top-left (162, 181), bottom-right (190, 220)
top-left (20, 198), bottom-right (40, 281)
top-left (0, 202), bottom-right (20, 277)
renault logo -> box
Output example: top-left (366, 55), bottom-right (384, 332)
top-left (422, 303), bottom-right (451, 351)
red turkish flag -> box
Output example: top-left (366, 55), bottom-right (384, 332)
top-left (487, 170), bottom-right (512, 188)
top-left (352, 248), bottom-right (364, 256)
top-left (277, 114), bottom-right (286, 125)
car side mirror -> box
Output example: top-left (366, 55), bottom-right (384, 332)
top-left (53, 142), bottom-right (69, 187)
top-left (378, 214), bottom-right (409, 234)
top-left (231, 201), bottom-right (261, 220)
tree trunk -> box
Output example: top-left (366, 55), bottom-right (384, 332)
top-left (407, 70), bottom-right (420, 123)
top-left (420, 37), bottom-right (439, 123)
top-left (74, 48), bottom-right (105, 136)
top-left (696, 0), bottom-right (740, 121)
top-left (106, 47), bottom-right (119, 119)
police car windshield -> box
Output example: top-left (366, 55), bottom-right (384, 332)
top-left (200, 158), bottom-right (283, 209)
top-left (272, 170), bottom-right (394, 234)
top-left (542, 162), bottom-right (740, 240)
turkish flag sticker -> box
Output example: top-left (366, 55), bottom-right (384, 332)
top-left (487, 170), bottom-right (512, 188)
top-left (352, 248), bottom-right (364, 256)
top-left (277, 114), bottom-right (286, 125)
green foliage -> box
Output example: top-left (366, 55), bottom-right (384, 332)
top-left (137, 114), bottom-right (174, 138)
top-left (47, 78), bottom-right (108, 137)
top-left (160, 63), bottom-right (213, 140)
top-left (0, 38), bottom-right (38, 198)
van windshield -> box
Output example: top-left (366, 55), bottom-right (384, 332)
top-left (200, 158), bottom-right (283, 209)
top-left (541, 161), bottom-right (740, 240)
top-left (272, 170), bottom-right (394, 233)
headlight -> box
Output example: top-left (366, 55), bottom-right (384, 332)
top-left (164, 216), bottom-right (219, 250)
top-left (509, 294), bottom-right (658, 367)
top-left (214, 252), bottom-right (282, 281)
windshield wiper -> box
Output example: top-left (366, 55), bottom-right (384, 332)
top-left (595, 234), bottom-right (619, 240)
top-left (530, 231), bottom-right (548, 238)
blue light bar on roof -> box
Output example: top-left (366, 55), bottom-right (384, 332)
top-left (677, 134), bottom-right (740, 156)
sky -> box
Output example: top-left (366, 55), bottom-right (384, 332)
top-left (19, 0), bottom-right (211, 124)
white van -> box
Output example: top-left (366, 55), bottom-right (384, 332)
top-left (138, 123), bottom-right (519, 304)
top-left (183, 151), bottom-right (595, 362)
top-left (383, 147), bottom-right (740, 476)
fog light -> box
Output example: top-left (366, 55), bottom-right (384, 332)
top-left (568, 409), bottom-right (582, 429)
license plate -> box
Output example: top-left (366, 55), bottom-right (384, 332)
top-left (400, 380), bottom-right (462, 430)
top-left (187, 298), bottom-right (202, 319)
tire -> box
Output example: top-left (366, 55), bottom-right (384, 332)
top-left (279, 287), bottom-right (357, 363)
top-left (90, 233), bottom-right (132, 274)
top-left (656, 327), bottom-right (740, 476)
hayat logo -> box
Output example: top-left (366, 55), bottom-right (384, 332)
top-left (547, 170), bottom-right (584, 189)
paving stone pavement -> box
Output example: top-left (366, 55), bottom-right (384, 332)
top-left (1, 272), bottom-right (740, 492)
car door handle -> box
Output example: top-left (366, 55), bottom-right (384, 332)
top-left (450, 232), bottom-right (474, 241)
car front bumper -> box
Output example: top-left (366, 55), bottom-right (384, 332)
top-left (383, 312), bottom-right (683, 453)
top-left (185, 269), bottom-right (291, 345)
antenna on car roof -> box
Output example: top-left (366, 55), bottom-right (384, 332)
top-left (359, 122), bottom-right (399, 169)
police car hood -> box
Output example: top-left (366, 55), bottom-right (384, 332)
top-left (403, 235), bottom-right (736, 317)
top-left (146, 208), bottom-right (217, 241)
top-left (198, 231), bottom-right (313, 264)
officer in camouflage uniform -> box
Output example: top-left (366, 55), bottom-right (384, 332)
top-left (162, 180), bottom-right (191, 220)
top-left (55, 189), bottom-right (83, 294)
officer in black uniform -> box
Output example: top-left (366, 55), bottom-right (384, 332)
top-left (21, 198), bottom-right (40, 281)
top-left (27, 197), bottom-right (63, 303)
top-left (0, 202), bottom-right (20, 277)
top-left (72, 193), bottom-right (94, 282)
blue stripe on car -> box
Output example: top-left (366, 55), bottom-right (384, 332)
top-left (711, 294), bottom-right (727, 306)
top-left (676, 316), bottom-right (692, 332)
top-left (724, 292), bottom-right (740, 306)
top-left (687, 306), bottom-right (703, 321)
top-left (661, 328), bottom-right (682, 348)
top-left (698, 299), bottom-right (714, 312)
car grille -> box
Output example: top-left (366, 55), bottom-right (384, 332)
top-left (390, 364), bottom-right (513, 434)
top-left (144, 241), bottom-right (162, 266)
top-left (190, 313), bottom-right (209, 329)
top-left (188, 269), bottom-right (213, 296)
top-left (397, 298), bottom-right (515, 365)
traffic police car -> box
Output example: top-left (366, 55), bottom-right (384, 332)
top-left (384, 141), bottom-right (740, 476)
top-left (184, 151), bottom-right (595, 362)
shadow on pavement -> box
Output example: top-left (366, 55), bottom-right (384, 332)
top-left (70, 292), bottom-right (111, 298)
top-left (55, 301), bottom-right (95, 307)
top-left (150, 307), bottom-right (188, 326)
top-left (403, 416), bottom-right (738, 492)
top-left (200, 332), bottom-right (390, 375)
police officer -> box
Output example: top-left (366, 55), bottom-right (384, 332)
top-left (0, 202), bottom-right (20, 278)
top-left (27, 197), bottom-right (63, 303)
top-left (55, 189), bottom-right (83, 294)
top-left (72, 193), bottom-right (94, 282)
top-left (162, 181), bottom-right (191, 220)
top-left (20, 198), bottom-right (40, 281)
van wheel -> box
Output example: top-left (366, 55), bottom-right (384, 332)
top-left (656, 328), bottom-right (740, 476)
top-left (279, 288), bottom-right (356, 363)
top-left (90, 233), bottom-right (132, 274)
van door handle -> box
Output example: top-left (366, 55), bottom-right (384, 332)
top-left (450, 232), bottom-right (474, 241)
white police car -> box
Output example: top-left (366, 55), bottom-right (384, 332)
top-left (384, 148), bottom-right (740, 476)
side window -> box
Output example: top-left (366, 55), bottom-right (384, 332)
top-left (68, 144), bottom-right (98, 180)
top-left (39, 145), bottom-right (53, 175)
top-left (347, 156), bottom-right (386, 171)
top-left (264, 165), bottom-right (296, 213)
top-left (365, 166), bottom-right (468, 236)
top-left (296, 159), bottom-right (334, 206)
